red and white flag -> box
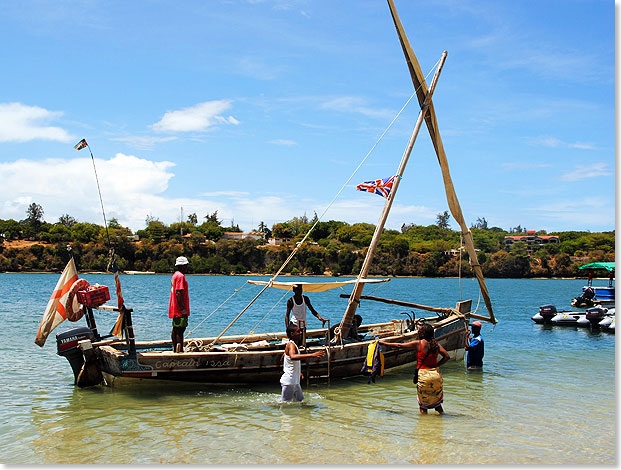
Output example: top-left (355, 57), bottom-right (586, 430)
top-left (35, 258), bottom-right (78, 347)
top-left (74, 138), bottom-right (88, 151)
top-left (111, 257), bottom-right (125, 338)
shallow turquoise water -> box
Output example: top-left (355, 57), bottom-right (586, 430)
top-left (0, 273), bottom-right (615, 464)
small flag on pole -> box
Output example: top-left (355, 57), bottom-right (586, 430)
top-left (111, 257), bottom-right (125, 338)
top-left (356, 175), bottom-right (398, 198)
top-left (74, 138), bottom-right (88, 151)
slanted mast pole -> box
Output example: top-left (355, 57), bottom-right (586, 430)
top-left (338, 51), bottom-right (448, 340)
top-left (387, 0), bottom-right (495, 323)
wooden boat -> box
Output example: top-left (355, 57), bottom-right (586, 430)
top-left (55, 300), bottom-right (472, 385)
top-left (38, 0), bottom-right (497, 387)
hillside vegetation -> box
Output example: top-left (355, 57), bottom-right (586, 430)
top-left (0, 205), bottom-right (614, 278)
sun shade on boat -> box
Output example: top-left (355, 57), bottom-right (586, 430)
top-left (578, 262), bottom-right (615, 272)
top-left (247, 278), bottom-right (390, 292)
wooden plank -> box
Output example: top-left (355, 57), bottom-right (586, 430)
top-left (339, 293), bottom-right (452, 314)
top-left (467, 312), bottom-right (496, 323)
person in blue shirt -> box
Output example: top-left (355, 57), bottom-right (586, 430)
top-left (465, 321), bottom-right (484, 370)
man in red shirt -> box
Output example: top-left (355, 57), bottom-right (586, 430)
top-left (169, 256), bottom-right (190, 353)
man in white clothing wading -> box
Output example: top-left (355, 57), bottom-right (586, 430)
top-left (280, 324), bottom-right (325, 402)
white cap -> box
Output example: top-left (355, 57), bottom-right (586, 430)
top-left (175, 256), bottom-right (189, 266)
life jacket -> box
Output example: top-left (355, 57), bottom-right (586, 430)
top-left (361, 340), bottom-right (384, 384)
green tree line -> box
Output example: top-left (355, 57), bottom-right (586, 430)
top-left (0, 204), bottom-right (614, 278)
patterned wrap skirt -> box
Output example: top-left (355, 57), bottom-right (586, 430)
top-left (416, 367), bottom-right (444, 409)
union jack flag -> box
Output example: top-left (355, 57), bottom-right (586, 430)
top-left (74, 138), bottom-right (88, 151)
top-left (356, 175), bottom-right (398, 198)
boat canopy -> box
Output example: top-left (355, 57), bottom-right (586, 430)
top-left (247, 278), bottom-right (390, 292)
top-left (578, 262), bottom-right (615, 272)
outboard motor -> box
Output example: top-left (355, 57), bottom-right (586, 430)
top-left (586, 306), bottom-right (607, 327)
top-left (538, 305), bottom-right (557, 325)
top-left (572, 287), bottom-right (596, 308)
top-left (56, 326), bottom-right (95, 384)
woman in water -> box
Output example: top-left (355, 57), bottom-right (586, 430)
top-left (380, 323), bottom-right (449, 414)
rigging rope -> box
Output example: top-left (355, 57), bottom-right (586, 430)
top-left (206, 58), bottom-right (443, 346)
top-left (238, 289), bottom-right (290, 344)
top-left (458, 233), bottom-right (485, 318)
top-left (85, 143), bottom-right (112, 251)
top-left (186, 280), bottom-right (248, 337)
top-left (458, 232), bottom-right (463, 300)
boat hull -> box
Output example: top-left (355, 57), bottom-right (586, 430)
top-left (95, 315), bottom-right (468, 385)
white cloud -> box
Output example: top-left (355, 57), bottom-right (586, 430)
top-left (237, 57), bottom-right (283, 80)
top-left (0, 102), bottom-right (74, 143)
top-left (527, 135), bottom-right (596, 150)
top-left (560, 163), bottom-right (613, 182)
top-left (110, 135), bottom-right (178, 150)
top-left (269, 139), bottom-right (297, 146)
top-left (321, 96), bottom-right (393, 120)
top-left (501, 162), bottom-right (553, 171)
top-left (0, 154), bottom-right (180, 230)
top-left (500, 50), bottom-right (602, 83)
top-left (0, 155), bottom-right (466, 234)
top-left (0, 155), bottom-right (304, 232)
top-left (152, 100), bottom-right (240, 133)
top-left (323, 198), bottom-right (437, 227)
top-left (200, 191), bottom-right (250, 198)
top-left (525, 197), bottom-right (612, 227)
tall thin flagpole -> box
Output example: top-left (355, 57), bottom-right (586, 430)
top-left (75, 139), bottom-right (111, 249)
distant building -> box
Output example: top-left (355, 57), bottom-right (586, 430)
top-left (222, 231), bottom-right (265, 241)
top-left (504, 230), bottom-right (559, 252)
top-left (268, 237), bottom-right (292, 246)
top-left (445, 247), bottom-right (479, 257)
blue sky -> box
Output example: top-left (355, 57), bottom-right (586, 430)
top-left (0, 0), bottom-right (615, 234)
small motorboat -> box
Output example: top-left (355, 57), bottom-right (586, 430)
top-left (551, 306), bottom-right (613, 328)
top-left (599, 310), bottom-right (615, 333)
top-left (532, 304), bottom-right (614, 329)
top-left (532, 305), bottom-right (586, 326)
top-left (550, 310), bottom-right (587, 326)
top-left (532, 304), bottom-right (561, 324)
top-left (599, 315), bottom-right (614, 329)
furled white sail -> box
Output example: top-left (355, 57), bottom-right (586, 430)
top-left (247, 278), bottom-right (390, 293)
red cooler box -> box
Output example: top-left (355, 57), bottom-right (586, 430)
top-left (77, 285), bottom-right (110, 307)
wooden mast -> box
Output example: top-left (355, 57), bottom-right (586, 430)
top-left (386, 0), bottom-right (495, 323)
top-left (337, 50), bottom-right (448, 340)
